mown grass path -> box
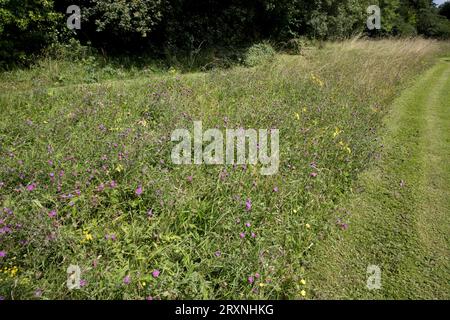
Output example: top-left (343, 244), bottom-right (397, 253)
top-left (310, 58), bottom-right (450, 299)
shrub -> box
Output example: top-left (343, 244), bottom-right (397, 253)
top-left (243, 42), bottom-right (276, 67)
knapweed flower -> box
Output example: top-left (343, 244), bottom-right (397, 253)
top-left (248, 276), bottom-right (255, 284)
top-left (48, 210), bottom-right (57, 218)
top-left (255, 273), bottom-right (261, 279)
top-left (152, 270), bottom-right (160, 278)
top-left (239, 232), bottom-right (246, 239)
top-left (245, 222), bottom-right (251, 228)
top-left (135, 185), bottom-right (143, 196)
top-left (245, 199), bottom-right (252, 211)
top-left (123, 275), bottom-right (131, 285)
top-left (0, 251), bottom-right (6, 258)
top-left (251, 232), bottom-right (256, 238)
top-left (26, 183), bottom-right (36, 191)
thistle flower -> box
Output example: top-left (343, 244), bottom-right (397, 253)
top-left (152, 269), bottom-right (160, 278)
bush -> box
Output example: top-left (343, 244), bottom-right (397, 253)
top-left (243, 42), bottom-right (276, 67)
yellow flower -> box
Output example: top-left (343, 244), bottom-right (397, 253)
top-left (346, 147), bottom-right (352, 154)
top-left (141, 281), bottom-right (147, 287)
top-left (259, 283), bottom-right (266, 288)
top-left (302, 107), bottom-right (307, 113)
top-left (115, 164), bottom-right (124, 173)
top-left (300, 279), bottom-right (306, 285)
top-left (305, 224), bottom-right (311, 229)
top-left (300, 290), bottom-right (306, 297)
top-left (295, 112), bottom-right (300, 120)
top-left (333, 127), bottom-right (342, 138)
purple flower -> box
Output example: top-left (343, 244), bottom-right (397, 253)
top-left (135, 185), bottom-right (143, 196)
top-left (123, 275), bottom-right (131, 285)
top-left (152, 269), bottom-right (160, 278)
top-left (251, 232), bottom-right (256, 238)
top-left (255, 273), bottom-right (261, 279)
top-left (80, 279), bottom-right (87, 287)
top-left (245, 222), bottom-right (251, 228)
top-left (215, 251), bottom-right (222, 257)
top-left (147, 209), bottom-right (154, 218)
top-left (239, 232), bottom-right (246, 239)
top-left (110, 180), bottom-right (117, 188)
top-left (48, 210), bottom-right (57, 218)
top-left (0, 251), bottom-right (6, 258)
top-left (310, 172), bottom-right (318, 178)
top-left (248, 276), bottom-right (254, 284)
top-left (245, 199), bottom-right (252, 211)
top-left (26, 183), bottom-right (36, 191)
top-left (273, 187), bottom-right (279, 193)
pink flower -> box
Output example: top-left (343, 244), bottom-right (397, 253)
top-left (245, 199), bottom-right (252, 211)
top-left (248, 276), bottom-right (254, 284)
top-left (135, 185), bottom-right (143, 196)
top-left (26, 183), bottom-right (36, 191)
top-left (48, 210), bottom-right (57, 218)
top-left (245, 222), bottom-right (251, 228)
top-left (215, 251), bottom-right (222, 257)
top-left (123, 275), bottom-right (131, 285)
top-left (0, 251), bottom-right (6, 258)
top-left (187, 176), bottom-right (193, 183)
top-left (310, 172), bottom-right (318, 178)
top-left (152, 269), bottom-right (160, 278)
top-left (255, 273), bottom-right (261, 279)
top-left (251, 232), bottom-right (256, 238)
top-left (110, 180), bottom-right (117, 188)
top-left (273, 187), bottom-right (279, 192)
top-left (239, 232), bottom-right (246, 239)
top-left (80, 279), bottom-right (87, 287)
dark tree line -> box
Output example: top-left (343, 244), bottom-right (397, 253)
top-left (1, 0), bottom-right (450, 66)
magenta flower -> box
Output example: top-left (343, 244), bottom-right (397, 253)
top-left (26, 183), bottom-right (36, 191)
top-left (152, 269), bottom-right (160, 278)
top-left (48, 210), bottom-right (57, 218)
top-left (123, 275), bottom-right (131, 285)
top-left (0, 251), bottom-right (6, 258)
top-left (135, 185), bottom-right (143, 196)
top-left (245, 199), bottom-right (252, 211)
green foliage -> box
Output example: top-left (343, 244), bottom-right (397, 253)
top-left (244, 42), bottom-right (276, 67)
top-left (0, 0), bottom-right (63, 67)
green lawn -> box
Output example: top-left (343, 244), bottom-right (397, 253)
top-left (310, 57), bottom-right (450, 299)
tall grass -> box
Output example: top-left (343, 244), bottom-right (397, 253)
top-left (0, 39), bottom-right (448, 299)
